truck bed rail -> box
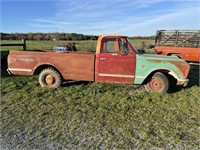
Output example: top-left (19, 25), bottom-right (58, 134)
top-left (155, 30), bottom-right (200, 48)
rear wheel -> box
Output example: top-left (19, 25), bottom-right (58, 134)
top-left (144, 72), bottom-right (169, 94)
top-left (39, 68), bottom-right (62, 88)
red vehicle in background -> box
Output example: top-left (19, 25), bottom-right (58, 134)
top-left (155, 30), bottom-right (200, 63)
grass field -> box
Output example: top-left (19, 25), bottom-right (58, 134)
top-left (0, 39), bottom-right (154, 52)
top-left (0, 40), bottom-right (200, 149)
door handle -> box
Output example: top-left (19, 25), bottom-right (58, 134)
top-left (100, 58), bottom-right (108, 60)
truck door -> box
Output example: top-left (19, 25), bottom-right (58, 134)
top-left (97, 37), bottom-right (136, 84)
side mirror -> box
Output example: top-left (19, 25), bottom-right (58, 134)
top-left (137, 49), bottom-right (145, 54)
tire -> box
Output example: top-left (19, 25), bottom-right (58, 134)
top-left (39, 68), bottom-right (62, 88)
top-left (144, 72), bottom-right (169, 94)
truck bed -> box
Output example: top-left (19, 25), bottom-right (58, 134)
top-left (8, 50), bottom-right (96, 81)
top-left (155, 30), bottom-right (200, 62)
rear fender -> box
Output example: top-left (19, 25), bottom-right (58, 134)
top-left (34, 63), bottom-right (62, 76)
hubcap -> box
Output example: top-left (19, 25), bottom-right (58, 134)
top-left (149, 77), bottom-right (163, 92)
top-left (45, 74), bottom-right (55, 86)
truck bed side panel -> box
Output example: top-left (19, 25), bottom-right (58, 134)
top-left (156, 46), bottom-right (200, 62)
top-left (59, 53), bottom-right (95, 81)
top-left (8, 51), bottom-right (95, 81)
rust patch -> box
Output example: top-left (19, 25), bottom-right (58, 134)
top-left (147, 60), bottom-right (162, 63)
top-left (171, 61), bottom-right (190, 79)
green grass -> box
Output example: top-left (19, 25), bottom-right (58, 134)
top-left (0, 40), bottom-right (98, 52)
top-left (0, 39), bottom-right (154, 52)
top-left (1, 66), bottom-right (200, 149)
top-left (0, 40), bottom-right (199, 149)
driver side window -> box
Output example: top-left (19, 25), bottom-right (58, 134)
top-left (100, 38), bottom-right (119, 53)
top-left (100, 37), bottom-right (132, 54)
top-left (106, 40), bottom-right (115, 53)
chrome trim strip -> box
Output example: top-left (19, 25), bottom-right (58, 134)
top-left (99, 73), bottom-right (134, 78)
top-left (6, 69), bottom-right (11, 75)
top-left (8, 68), bottom-right (32, 72)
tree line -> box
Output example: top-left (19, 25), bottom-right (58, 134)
top-left (0, 33), bottom-right (98, 41)
top-left (0, 32), bottom-right (155, 41)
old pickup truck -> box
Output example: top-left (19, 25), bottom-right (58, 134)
top-left (7, 35), bottom-right (190, 93)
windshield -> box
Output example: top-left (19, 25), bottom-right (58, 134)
top-left (127, 38), bottom-right (140, 54)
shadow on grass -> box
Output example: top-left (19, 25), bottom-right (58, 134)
top-left (1, 69), bottom-right (10, 77)
top-left (62, 80), bottom-right (90, 87)
top-left (187, 64), bottom-right (200, 87)
top-left (1, 51), bottom-right (9, 69)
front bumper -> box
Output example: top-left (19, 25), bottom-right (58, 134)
top-left (177, 79), bottom-right (189, 87)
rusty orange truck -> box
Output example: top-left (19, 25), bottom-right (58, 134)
top-left (155, 30), bottom-right (200, 62)
top-left (7, 35), bottom-right (190, 93)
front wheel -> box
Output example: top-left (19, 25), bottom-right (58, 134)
top-left (39, 68), bottom-right (62, 88)
top-left (144, 72), bottom-right (169, 94)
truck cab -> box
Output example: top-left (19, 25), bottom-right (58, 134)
top-left (95, 35), bottom-right (136, 84)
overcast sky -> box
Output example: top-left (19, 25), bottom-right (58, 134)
top-left (1, 0), bottom-right (200, 36)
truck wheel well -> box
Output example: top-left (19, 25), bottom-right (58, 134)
top-left (34, 65), bottom-right (61, 77)
top-left (142, 70), bottom-right (177, 85)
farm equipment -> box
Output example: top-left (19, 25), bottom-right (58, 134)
top-left (155, 30), bottom-right (200, 62)
top-left (7, 35), bottom-right (190, 93)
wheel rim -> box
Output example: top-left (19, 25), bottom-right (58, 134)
top-left (45, 74), bottom-right (56, 86)
top-left (149, 77), bottom-right (163, 92)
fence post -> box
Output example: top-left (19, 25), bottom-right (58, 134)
top-left (22, 39), bottom-right (26, 50)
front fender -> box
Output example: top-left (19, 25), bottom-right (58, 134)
top-left (134, 68), bottom-right (181, 84)
top-left (134, 54), bottom-right (190, 86)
